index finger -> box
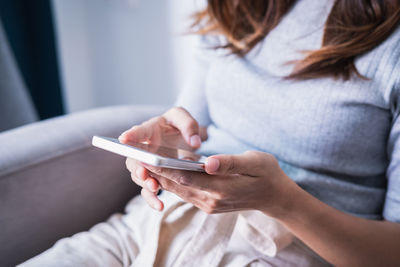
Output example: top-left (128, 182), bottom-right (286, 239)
top-left (119, 117), bottom-right (162, 144)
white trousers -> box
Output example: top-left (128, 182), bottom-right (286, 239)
top-left (20, 192), bottom-right (331, 267)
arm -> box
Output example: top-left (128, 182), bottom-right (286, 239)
top-left (270, 182), bottom-right (400, 267)
top-left (279, 88), bottom-right (400, 266)
top-left (138, 150), bottom-right (400, 267)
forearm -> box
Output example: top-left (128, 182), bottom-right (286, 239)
top-left (268, 183), bottom-right (400, 266)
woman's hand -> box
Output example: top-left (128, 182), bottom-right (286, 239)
top-left (141, 151), bottom-right (298, 216)
top-left (120, 107), bottom-right (206, 211)
top-left (125, 123), bottom-right (400, 266)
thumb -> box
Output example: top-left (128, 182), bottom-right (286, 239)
top-left (205, 151), bottom-right (268, 176)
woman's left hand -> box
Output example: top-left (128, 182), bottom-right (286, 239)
top-left (139, 151), bottom-right (298, 216)
top-left (139, 152), bottom-right (400, 267)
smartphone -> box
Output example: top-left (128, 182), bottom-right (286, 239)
top-left (92, 136), bottom-right (206, 172)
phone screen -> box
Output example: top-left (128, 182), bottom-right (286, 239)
top-left (122, 140), bottom-right (206, 164)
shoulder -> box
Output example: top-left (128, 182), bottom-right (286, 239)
top-left (380, 25), bottom-right (400, 75)
top-left (355, 26), bottom-right (400, 112)
top-left (384, 27), bottom-right (400, 115)
top-left (357, 25), bottom-right (400, 75)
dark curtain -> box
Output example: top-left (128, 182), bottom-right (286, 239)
top-left (0, 0), bottom-right (64, 119)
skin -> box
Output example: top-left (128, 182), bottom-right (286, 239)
top-left (119, 107), bottom-right (400, 267)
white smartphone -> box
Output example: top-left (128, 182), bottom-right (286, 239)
top-left (92, 136), bottom-right (206, 172)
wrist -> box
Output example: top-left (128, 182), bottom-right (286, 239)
top-left (261, 175), bottom-right (306, 221)
top-left (266, 181), bottom-right (328, 232)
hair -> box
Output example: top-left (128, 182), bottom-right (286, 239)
top-left (193, 0), bottom-right (400, 80)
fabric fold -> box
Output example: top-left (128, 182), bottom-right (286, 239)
top-left (131, 192), bottom-right (294, 266)
top-left (237, 211), bottom-right (294, 257)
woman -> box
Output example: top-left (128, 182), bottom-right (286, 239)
top-left (22, 0), bottom-right (400, 266)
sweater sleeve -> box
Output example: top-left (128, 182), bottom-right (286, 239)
top-left (382, 61), bottom-right (400, 223)
top-left (174, 36), bottom-right (217, 127)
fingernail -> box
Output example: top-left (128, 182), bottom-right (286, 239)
top-left (206, 157), bottom-right (220, 173)
top-left (190, 135), bottom-right (201, 147)
top-left (155, 201), bottom-right (162, 211)
top-left (118, 134), bottom-right (126, 143)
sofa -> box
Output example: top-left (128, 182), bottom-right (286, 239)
top-left (0, 105), bottom-right (165, 266)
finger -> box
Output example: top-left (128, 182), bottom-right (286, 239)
top-left (205, 151), bottom-right (270, 176)
top-left (131, 174), bottom-right (160, 193)
top-left (130, 172), bottom-right (144, 187)
top-left (144, 177), bottom-right (160, 193)
top-left (126, 158), bottom-right (145, 182)
top-left (126, 158), bottom-right (143, 186)
top-left (125, 157), bottom-right (137, 173)
top-left (144, 164), bottom-right (214, 191)
top-left (154, 174), bottom-right (213, 212)
top-left (126, 158), bottom-right (160, 190)
top-left (135, 165), bottom-right (148, 181)
top-left (162, 107), bottom-right (201, 148)
top-left (119, 125), bottom-right (151, 144)
top-left (129, 165), bottom-right (148, 187)
top-left (119, 117), bottom-right (162, 144)
top-left (135, 165), bottom-right (160, 192)
top-left (141, 188), bottom-right (164, 211)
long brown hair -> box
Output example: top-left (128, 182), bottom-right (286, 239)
top-left (193, 0), bottom-right (400, 80)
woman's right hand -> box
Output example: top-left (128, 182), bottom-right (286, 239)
top-left (119, 107), bottom-right (204, 211)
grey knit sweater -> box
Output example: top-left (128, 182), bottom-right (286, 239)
top-left (176, 0), bottom-right (400, 222)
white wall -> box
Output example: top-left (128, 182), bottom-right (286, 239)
top-left (52, 0), bottom-right (202, 113)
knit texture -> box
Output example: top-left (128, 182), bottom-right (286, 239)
top-left (176, 0), bottom-right (400, 222)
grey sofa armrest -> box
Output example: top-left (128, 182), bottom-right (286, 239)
top-left (0, 105), bottom-right (165, 266)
